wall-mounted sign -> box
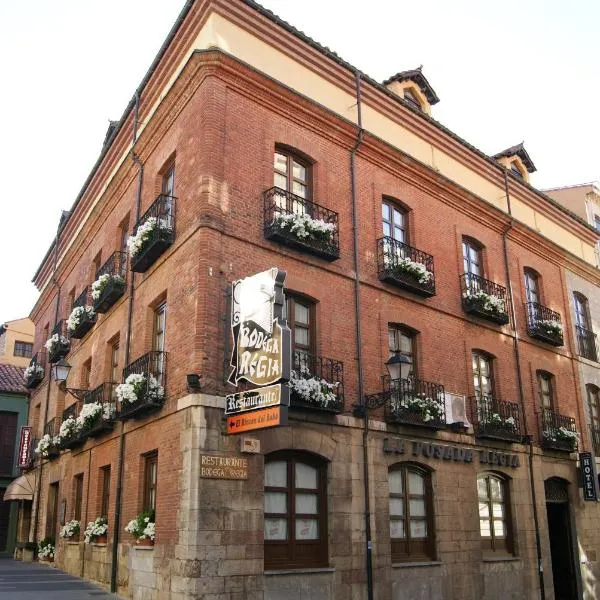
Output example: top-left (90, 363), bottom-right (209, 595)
top-left (227, 406), bottom-right (288, 434)
top-left (228, 268), bottom-right (291, 387)
top-left (226, 383), bottom-right (290, 416)
top-left (17, 426), bottom-right (32, 469)
top-left (580, 452), bottom-right (598, 501)
top-left (384, 437), bottom-right (520, 469)
top-left (200, 454), bottom-right (248, 480)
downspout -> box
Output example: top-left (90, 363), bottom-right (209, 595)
top-left (501, 169), bottom-right (545, 600)
top-left (32, 219), bottom-right (63, 550)
top-left (110, 92), bottom-right (143, 594)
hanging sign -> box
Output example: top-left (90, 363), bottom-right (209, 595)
top-left (17, 426), bottom-right (32, 468)
top-left (227, 406), bottom-right (288, 434)
top-left (225, 383), bottom-right (290, 416)
top-left (580, 452), bottom-right (598, 501)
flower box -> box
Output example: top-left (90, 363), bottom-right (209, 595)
top-left (67, 305), bottom-right (96, 339)
top-left (386, 393), bottom-right (446, 430)
top-left (24, 363), bottom-right (44, 389)
top-left (529, 319), bottom-right (564, 347)
top-left (125, 510), bottom-right (155, 546)
top-left (116, 372), bottom-right (165, 420)
top-left (84, 517), bottom-right (108, 544)
top-left (34, 434), bottom-right (61, 460)
top-left (542, 428), bottom-right (578, 452)
top-left (475, 414), bottom-right (521, 443)
top-left (38, 538), bottom-right (55, 561)
top-left (289, 372), bottom-right (343, 414)
top-left (59, 520), bottom-right (81, 541)
top-left (462, 289), bottom-right (509, 325)
top-left (129, 201), bottom-right (175, 273)
top-left (45, 334), bottom-right (70, 363)
top-left (79, 401), bottom-right (116, 438)
top-left (92, 273), bottom-right (126, 313)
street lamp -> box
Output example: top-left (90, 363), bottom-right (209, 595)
top-left (51, 359), bottom-right (72, 384)
top-left (384, 354), bottom-right (412, 381)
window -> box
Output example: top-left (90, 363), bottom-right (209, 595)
top-left (286, 295), bottom-right (314, 356)
top-left (93, 251), bottom-right (102, 278)
top-left (382, 199), bottom-right (408, 244)
top-left (73, 474), bottom-right (84, 522)
top-left (82, 358), bottom-right (92, 390)
top-left (13, 341), bottom-right (33, 358)
top-left (110, 340), bottom-right (120, 400)
top-left (46, 482), bottom-right (59, 539)
top-left (119, 217), bottom-right (130, 256)
top-left (574, 293), bottom-right (591, 330)
top-left (0, 412), bottom-right (18, 476)
top-left (153, 302), bottom-right (167, 382)
top-left (462, 238), bottom-right (482, 277)
top-left (143, 452), bottom-right (158, 513)
top-left (524, 269), bottom-right (540, 305)
top-left (510, 162), bottom-right (523, 179)
top-left (100, 466), bottom-right (111, 519)
top-left (264, 451), bottom-right (328, 569)
top-left (587, 385), bottom-right (600, 432)
top-left (403, 88), bottom-right (422, 111)
top-left (162, 164), bottom-right (175, 198)
top-left (538, 371), bottom-right (555, 409)
top-left (594, 215), bottom-right (600, 233)
top-left (472, 352), bottom-right (494, 398)
top-left (68, 288), bottom-right (76, 310)
top-left (274, 148), bottom-right (311, 202)
top-left (388, 325), bottom-right (416, 378)
top-left (477, 474), bottom-right (513, 554)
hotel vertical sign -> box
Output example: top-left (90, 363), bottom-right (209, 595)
top-left (580, 452), bottom-right (598, 502)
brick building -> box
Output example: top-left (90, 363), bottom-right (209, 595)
top-left (13, 1), bottom-right (600, 599)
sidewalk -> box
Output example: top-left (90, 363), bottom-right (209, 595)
top-left (0, 558), bottom-right (123, 599)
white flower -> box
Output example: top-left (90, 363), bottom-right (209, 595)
top-left (59, 520), bottom-right (80, 539)
top-left (464, 289), bottom-right (506, 315)
top-left (34, 434), bottom-right (58, 458)
top-left (273, 212), bottom-right (336, 242)
top-left (115, 373), bottom-right (164, 405)
top-left (91, 273), bottom-right (125, 301)
top-left (392, 393), bottom-right (444, 422)
top-left (66, 306), bottom-right (95, 332)
top-left (142, 522), bottom-right (155, 541)
top-left (482, 412), bottom-right (517, 430)
top-left (24, 363), bottom-right (44, 382)
top-left (127, 216), bottom-right (170, 258)
top-left (124, 511), bottom-right (155, 541)
top-left (538, 319), bottom-right (562, 335)
top-left (84, 517), bottom-right (108, 543)
top-left (289, 370), bottom-right (338, 408)
top-left (58, 416), bottom-right (81, 442)
top-left (38, 541), bottom-right (55, 559)
top-left (44, 333), bottom-right (70, 352)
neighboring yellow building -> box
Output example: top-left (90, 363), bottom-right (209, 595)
top-left (0, 318), bottom-right (35, 368)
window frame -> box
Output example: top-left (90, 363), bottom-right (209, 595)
top-left (13, 341), bottom-right (33, 358)
top-left (382, 198), bottom-right (409, 244)
top-left (286, 295), bottom-right (316, 357)
top-left (462, 238), bottom-right (483, 278)
top-left (388, 325), bottom-right (417, 379)
top-left (587, 384), bottom-right (600, 431)
top-left (264, 450), bottom-right (328, 570)
top-left (523, 268), bottom-right (540, 305)
top-left (273, 147), bottom-right (312, 201)
top-left (537, 371), bottom-right (555, 410)
top-left (477, 473), bottom-right (514, 555)
top-left (403, 88), bottom-right (423, 112)
top-left (472, 351), bottom-right (495, 398)
top-left (143, 452), bottom-right (158, 513)
top-left (389, 462), bottom-right (435, 563)
top-left (46, 482), bottom-right (60, 539)
top-left (573, 293), bottom-right (591, 330)
top-left (99, 466), bottom-right (111, 519)
top-left (73, 473), bottom-right (84, 522)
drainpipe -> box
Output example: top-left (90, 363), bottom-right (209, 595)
top-left (501, 169), bottom-right (545, 600)
top-left (110, 92), bottom-right (143, 594)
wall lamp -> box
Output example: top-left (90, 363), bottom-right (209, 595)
top-left (51, 359), bottom-right (88, 401)
top-left (186, 373), bottom-right (202, 393)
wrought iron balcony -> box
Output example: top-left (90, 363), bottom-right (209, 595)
top-left (118, 351), bottom-right (167, 420)
top-left (471, 396), bottom-right (522, 442)
top-left (384, 376), bottom-right (446, 429)
top-left (93, 252), bottom-right (127, 313)
top-left (289, 351), bottom-right (344, 413)
top-left (81, 383), bottom-right (117, 438)
top-left (576, 325), bottom-right (598, 362)
top-left (540, 408), bottom-right (578, 452)
top-left (43, 419), bottom-right (60, 459)
top-left (60, 402), bottom-right (85, 450)
top-left (263, 187), bottom-right (340, 261)
top-left (525, 302), bottom-right (564, 346)
top-left (377, 237), bottom-right (436, 297)
top-left (68, 287), bottom-right (96, 339)
top-left (48, 320), bottom-right (70, 363)
top-left (130, 194), bottom-right (176, 272)
top-left (24, 351), bottom-right (46, 389)
top-left (460, 273), bottom-right (509, 325)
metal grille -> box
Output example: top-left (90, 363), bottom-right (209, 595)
top-left (383, 376), bottom-right (446, 428)
top-left (460, 273), bottom-right (509, 324)
top-left (576, 325), bottom-right (598, 362)
top-left (544, 477), bottom-right (569, 504)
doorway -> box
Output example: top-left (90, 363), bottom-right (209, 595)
top-left (545, 477), bottom-right (578, 600)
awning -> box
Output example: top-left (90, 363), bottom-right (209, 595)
top-left (3, 472), bottom-right (36, 501)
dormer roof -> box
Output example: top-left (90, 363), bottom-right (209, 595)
top-left (493, 142), bottom-right (537, 174)
top-left (382, 67), bottom-right (440, 105)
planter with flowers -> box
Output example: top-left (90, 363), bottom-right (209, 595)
top-left (475, 411), bottom-right (521, 442)
top-left (79, 401), bottom-right (116, 438)
top-left (387, 392), bottom-right (446, 429)
top-left (289, 367), bottom-right (343, 413)
top-left (530, 317), bottom-right (564, 347)
top-left (462, 288), bottom-right (509, 325)
top-left (67, 305), bottom-right (96, 339)
top-left (129, 201), bottom-right (174, 273)
top-left (84, 516), bottom-right (108, 544)
top-left (38, 537), bottom-right (55, 562)
top-left (58, 416), bottom-right (84, 451)
top-left (24, 363), bottom-right (45, 389)
top-left (542, 427), bottom-right (578, 452)
top-left (116, 372), bottom-right (165, 420)
top-left (45, 334), bottom-right (70, 364)
top-left (125, 510), bottom-right (156, 546)
top-left (34, 434), bottom-right (60, 460)
top-left (59, 520), bottom-right (81, 542)
top-left (92, 273), bottom-right (126, 314)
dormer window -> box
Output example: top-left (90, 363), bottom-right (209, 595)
top-left (492, 143), bottom-right (536, 183)
top-left (403, 88), bottom-right (422, 112)
top-left (510, 162), bottom-right (523, 179)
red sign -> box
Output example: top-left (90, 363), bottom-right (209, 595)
top-left (226, 406), bottom-right (287, 434)
top-left (17, 426), bottom-right (32, 468)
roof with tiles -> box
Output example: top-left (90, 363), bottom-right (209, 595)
top-left (0, 364), bottom-right (28, 395)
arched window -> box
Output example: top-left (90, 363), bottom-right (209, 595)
top-left (574, 293), bottom-right (597, 361)
top-left (472, 351), bottom-right (494, 398)
top-left (573, 293), bottom-right (591, 330)
top-left (537, 371), bottom-right (555, 409)
top-left (382, 198), bottom-right (408, 244)
top-left (389, 463), bottom-right (435, 562)
top-left (264, 451), bottom-right (328, 569)
top-left (462, 238), bottom-right (483, 277)
top-left (477, 473), bottom-right (514, 554)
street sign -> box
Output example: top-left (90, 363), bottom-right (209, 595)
top-left (17, 426), bottom-right (32, 469)
top-left (225, 383), bottom-right (290, 416)
top-left (226, 406), bottom-right (288, 434)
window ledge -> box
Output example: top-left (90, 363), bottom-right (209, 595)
top-left (392, 561), bottom-right (442, 569)
top-left (482, 556), bottom-right (520, 563)
top-left (133, 546), bottom-right (154, 551)
top-left (66, 541), bottom-right (81, 546)
top-left (90, 543), bottom-right (107, 547)
top-left (264, 568), bottom-right (335, 576)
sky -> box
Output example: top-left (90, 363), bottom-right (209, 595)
top-left (0, 0), bottom-right (598, 324)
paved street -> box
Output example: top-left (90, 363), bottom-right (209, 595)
top-left (0, 558), bottom-right (123, 599)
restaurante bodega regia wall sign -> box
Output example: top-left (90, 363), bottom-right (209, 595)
top-left (226, 268), bottom-right (291, 433)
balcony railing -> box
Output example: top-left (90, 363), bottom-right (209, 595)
top-left (118, 351), bottom-right (167, 420)
top-left (590, 426), bottom-right (600, 458)
top-left (43, 419), bottom-right (60, 459)
top-left (289, 351), bottom-right (344, 413)
top-left (377, 237), bottom-right (436, 297)
top-left (93, 252), bottom-right (127, 313)
top-left (460, 273), bottom-right (509, 325)
top-left (60, 402), bottom-right (86, 450)
top-left (263, 187), bottom-right (340, 261)
top-left (384, 376), bottom-right (446, 429)
top-left (81, 383), bottom-right (117, 438)
top-left (24, 351), bottom-right (46, 389)
top-left (48, 320), bottom-right (70, 363)
top-left (130, 194), bottom-right (176, 272)
top-left (540, 408), bottom-right (578, 452)
top-left (471, 396), bottom-right (522, 442)
top-left (68, 287), bottom-right (96, 339)
top-left (525, 302), bottom-right (564, 346)
top-left (576, 325), bottom-right (598, 362)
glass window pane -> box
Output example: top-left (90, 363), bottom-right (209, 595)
top-left (480, 519), bottom-right (491, 537)
top-left (389, 498), bottom-right (404, 517)
top-left (394, 227), bottom-right (404, 242)
top-left (383, 222), bottom-right (391, 237)
top-left (477, 477), bottom-right (488, 499)
top-left (274, 172), bottom-right (287, 190)
top-left (274, 153), bottom-right (287, 172)
top-left (382, 203), bottom-right (390, 221)
top-left (492, 503), bottom-right (503, 518)
top-left (295, 518), bottom-right (318, 540)
top-left (295, 327), bottom-right (309, 347)
top-left (265, 461), bottom-right (287, 487)
top-left (389, 471), bottom-right (403, 494)
top-left (490, 478), bottom-right (502, 500)
top-left (408, 471), bottom-right (424, 495)
top-left (296, 492), bottom-right (317, 514)
top-left (399, 334), bottom-right (412, 355)
top-left (478, 502), bottom-right (490, 518)
top-left (292, 181), bottom-right (306, 198)
top-left (265, 518), bottom-right (287, 540)
top-left (294, 303), bottom-right (309, 325)
top-left (410, 520), bottom-right (427, 539)
top-left (493, 520), bottom-right (505, 537)
top-left (393, 209), bottom-right (403, 226)
top-left (295, 463), bottom-right (318, 489)
top-left (390, 518), bottom-right (405, 539)
top-left (292, 161), bottom-right (306, 182)
top-left (409, 499), bottom-right (425, 517)
top-left (265, 491), bottom-right (287, 514)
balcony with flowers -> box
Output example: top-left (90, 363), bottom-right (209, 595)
top-left (45, 321), bottom-right (70, 363)
top-left (34, 419), bottom-right (60, 460)
top-left (58, 404), bottom-right (85, 451)
top-left (67, 288), bottom-right (96, 339)
top-left (460, 273), bottom-right (509, 325)
top-left (525, 302), bottom-right (564, 346)
top-left (471, 395), bottom-right (522, 443)
top-left (80, 383), bottom-right (117, 438)
top-left (129, 194), bottom-right (175, 273)
top-left (93, 252), bottom-right (127, 313)
top-left (117, 351), bottom-right (166, 420)
top-left (377, 237), bottom-right (436, 297)
top-left (24, 351), bottom-right (46, 389)
top-left (540, 408), bottom-right (578, 452)
top-left (289, 351), bottom-right (344, 414)
top-left (263, 187), bottom-right (340, 261)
